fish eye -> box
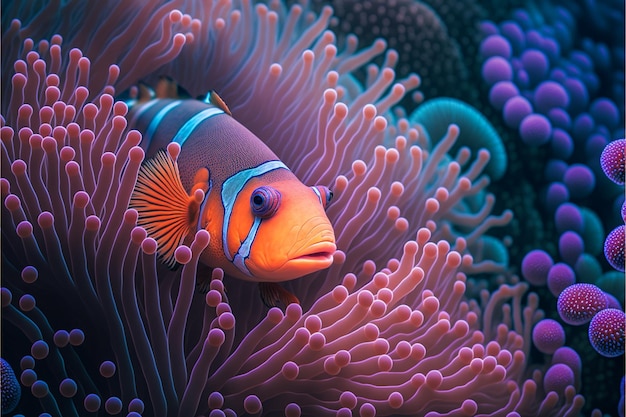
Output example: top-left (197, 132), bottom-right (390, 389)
top-left (250, 186), bottom-right (281, 218)
top-left (311, 185), bottom-right (333, 209)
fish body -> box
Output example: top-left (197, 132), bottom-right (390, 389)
top-left (127, 90), bottom-right (336, 298)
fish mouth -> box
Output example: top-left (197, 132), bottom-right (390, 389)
top-left (291, 242), bottom-right (337, 263)
top-left (246, 241), bottom-right (337, 282)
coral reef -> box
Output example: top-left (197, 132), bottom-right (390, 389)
top-left (1, 0), bottom-right (622, 416)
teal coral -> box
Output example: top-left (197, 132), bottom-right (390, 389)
top-left (409, 97), bottom-right (507, 180)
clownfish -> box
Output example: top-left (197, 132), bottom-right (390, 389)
top-left (126, 81), bottom-right (336, 307)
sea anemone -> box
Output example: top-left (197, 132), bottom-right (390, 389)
top-left (297, 0), bottom-right (474, 106)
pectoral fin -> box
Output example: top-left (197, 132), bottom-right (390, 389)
top-left (259, 282), bottom-right (300, 308)
top-left (130, 149), bottom-right (205, 269)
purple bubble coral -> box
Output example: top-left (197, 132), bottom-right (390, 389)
top-left (489, 81), bottom-right (520, 110)
top-left (499, 20), bottom-right (526, 54)
top-left (547, 107), bottom-right (572, 130)
top-left (480, 34), bottom-right (513, 59)
top-left (533, 81), bottom-right (570, 114)
top-left (521, 249), bottom-right (553, 286)
top-left (600, 139), bottom-right (625, 185)
top-left (557, 283), bottom-right (608, 325)
top-left (544, 182), bottom-right (570, 213)
top-left (590, 98), bottom-right (620, 130)
top-left (547, 262), bottom-right (576, 297)
top-left (521, 49), bottom-right (549, 85)
top-left (563, 164), bottom-right (596, 199)
top-left (550, 128), bottom-right (574, 159)
top-left (519, 113), bottom-right (552, 146)
top-left (503, 95), bottom-right (533, 129)
top-left (555, 203), bottom-right (583, 234)
top-left (551, 346), bottom-right (582, 390)
top-left (482, 56), bottom-right (514, 85)
top-left (563, 77), bottom-right (589, 115)
top-left (588, 308), bottom-right (625, 358)
top-left (604, 225), bottom-right (626, 272)
top-left (1, 358), bottom-right (20, 414)
top-left (558, 231), bottom-right (585, 266)
top-left (543, 363), bottom-right (576, 395)
top-left (571, 113), bottom-right (596, 143)
top-left (532, 319), bottom-right (566, 354)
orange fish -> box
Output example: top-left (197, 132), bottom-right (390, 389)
top-left (128, 83), bottom-right (336, 307)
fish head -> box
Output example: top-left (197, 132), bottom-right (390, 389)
top-left (226, 177), bottom-right (336, 282)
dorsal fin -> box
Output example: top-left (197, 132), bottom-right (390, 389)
top-left (130, 149), bottom-right (205, 269)
top-left (154, 77), bottom-right (180, 99)
top-left (137, 82), bottom-right (156, 102)
top-left (206, 91), bottom-right (232, 116)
